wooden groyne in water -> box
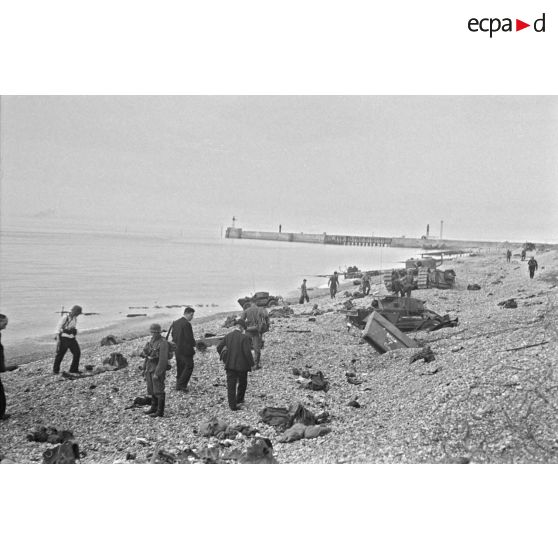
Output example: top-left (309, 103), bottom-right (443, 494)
top-left (224, 227), bottom-right (517, 250)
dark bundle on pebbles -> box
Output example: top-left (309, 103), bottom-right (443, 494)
top-left (100, 335), bottom-right (119, 346)
top-left (27, 426), bottom-right (74, 444)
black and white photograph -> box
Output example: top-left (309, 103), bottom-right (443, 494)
top-left (1, 2), bottom-right (557, 557)
top-left (1, 95), bottom-right (557, 465)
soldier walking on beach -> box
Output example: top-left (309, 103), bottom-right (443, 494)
top-left (241, 301), bottom-right (269, 370)
top-left (0, 314), bottom-right (10, 420)
top-left (391, 270), bottom-right (402, 296)
top-left (170, 306), bottom-right (196, 392)
top-left (521, 249), bottom-right (526, 261)
top-left (141, 323), bottom-right (169, 418)
top-left (328, 271), bottom-right (340, 299)
top-left (299, 279), bottom-right (310, 304)
top-left (53, 305), bottom-right (82, 375)
top-left (361, 273), bottom-right (371, 296)
top-left (527, 256), bottom-right (539, 279)
top-left (506, 249), bottom-right (512, 263)
top-left (217, 318), bottom-right (254, 411)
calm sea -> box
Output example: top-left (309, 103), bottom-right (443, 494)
top-left (0, 228), bottom-right (419, 348)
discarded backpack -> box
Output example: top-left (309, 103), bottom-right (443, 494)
top-left (27, 426), bottom-right (74, 444)
top-left (498, 298), bottom-right (518, 309)
top-left (259, 406), bottom-right (291, 428)
top-left (100, 335), bottom-right (119, 347)
top-left (43, 441), bottom-right (80, 464)
top-left (288, 402), bottom-right (317, 427)
top-left (306, 371), bottom-right (329, 392)
top-left (199, 417), bottom-right (228, 437)
top-left (239, 438), bottom-right (277, 464)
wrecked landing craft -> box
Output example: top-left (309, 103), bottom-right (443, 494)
top-left (362, 311), bottom-right (418, 354)
top-left (346, 296), bottom-right (458, 333)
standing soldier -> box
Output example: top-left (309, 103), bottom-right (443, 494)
top-left (328, 271), bottom-right (340, 299)
top-left (299, 279), bottom-right (310, 304)
top-left (141, 323), bottom-right (169, 418)
top-left (506, 249), bottom-right (512, 263)
top-left (361, 273), bottom-right (371, 296)
top-left (241, 301), bottom-right (269, 370)
top-left (527, 256), bottom-right (539, 279)
top-left (521, 249), bottom-right (526, 261)
top-left (171, 306), bottom-right (196, 392)
top-left (0, 314), bottom-right (9, 420)
top-left (217, 318), bottom-right (254, 411)
top-left (53, 305), bottom-right (82, 375)
top-left (401, 271), bottom-right (414, 298)
top-left (391, 270), bottom-right (402, 296)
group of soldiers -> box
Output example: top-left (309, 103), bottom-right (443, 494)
top-left (46, 300), bottom-right (272, 418)
top-left (141, 301), bottom-right (270, 415)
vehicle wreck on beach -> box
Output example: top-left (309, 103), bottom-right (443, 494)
top-left (345, 296), bottom-right (458, 334)
top-left (383, 257), bottom-right (456, 292)
top-left (237, 291), bottom-right (283, 310)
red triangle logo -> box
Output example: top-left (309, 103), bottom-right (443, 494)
top-left (516, 19), bottom-right (530, 31)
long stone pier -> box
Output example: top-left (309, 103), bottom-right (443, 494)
top-left (225, 227), bottom-right (392, 247)
top-left (224, 227), bottom-right (532, 250)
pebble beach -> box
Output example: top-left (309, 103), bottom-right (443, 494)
top-left (1, 249), bottom-right (557, 464)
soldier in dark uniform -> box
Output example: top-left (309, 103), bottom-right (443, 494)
top-left (299, 279), bottom-right (310, 304)
top-left (361, 273), bottom-right (371, 296)
top-left (171, 306), bottom-right (196, 392)
top-left (328, 271), bottom-right (340, 299)
top-left (391, 270), bottom-right (402, 296)
top-left (527, 256), bottom-right (538, 279)
top-left (217, 318), bottom-right (254, 411)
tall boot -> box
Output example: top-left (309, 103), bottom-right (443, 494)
top-left (144, 395), bottom-right (158, 415)
top-left (152, 393), bottom-right (165, 418)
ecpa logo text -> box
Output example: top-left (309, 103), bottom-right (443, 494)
top-left (468, 13), bottom-right (545, 37)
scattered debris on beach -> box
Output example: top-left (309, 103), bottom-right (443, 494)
top-left (1, 249), bottom-right (557, 464)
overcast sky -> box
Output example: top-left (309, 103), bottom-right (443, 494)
top-left (1, 96), bottom-right (557, 242)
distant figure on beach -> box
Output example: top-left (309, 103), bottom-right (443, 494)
top-left (361, 273), bottom-right (371, 296)
top-left (171, 306), bottom-right (196, 392)
top-left (53, 305), bottom-right (82, 375)
top-left (241, 301), bottom-right (269, 370)
top-left (299, 279), bottom-right (310, 304)
top-left (141, 323), bottom-right (169, 418)
top-left (528, 256), bottom-right (538, 279)
top-left (401, 272), bottom-right (414, 298)
top-left (391, 270), bottom-right (402, 296)
top-left (521, 249), bottom-right (526, 261)
top-left (279, 224), bottom-right (282, 233)
top-left (0, 314), bottom-right (9, 420)
top-left (217, 318), bottom-right (254, 411)
top-left (506, 249), bottom-right (512, 263)
top-left (328, 271), bottom-right (340, 299)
